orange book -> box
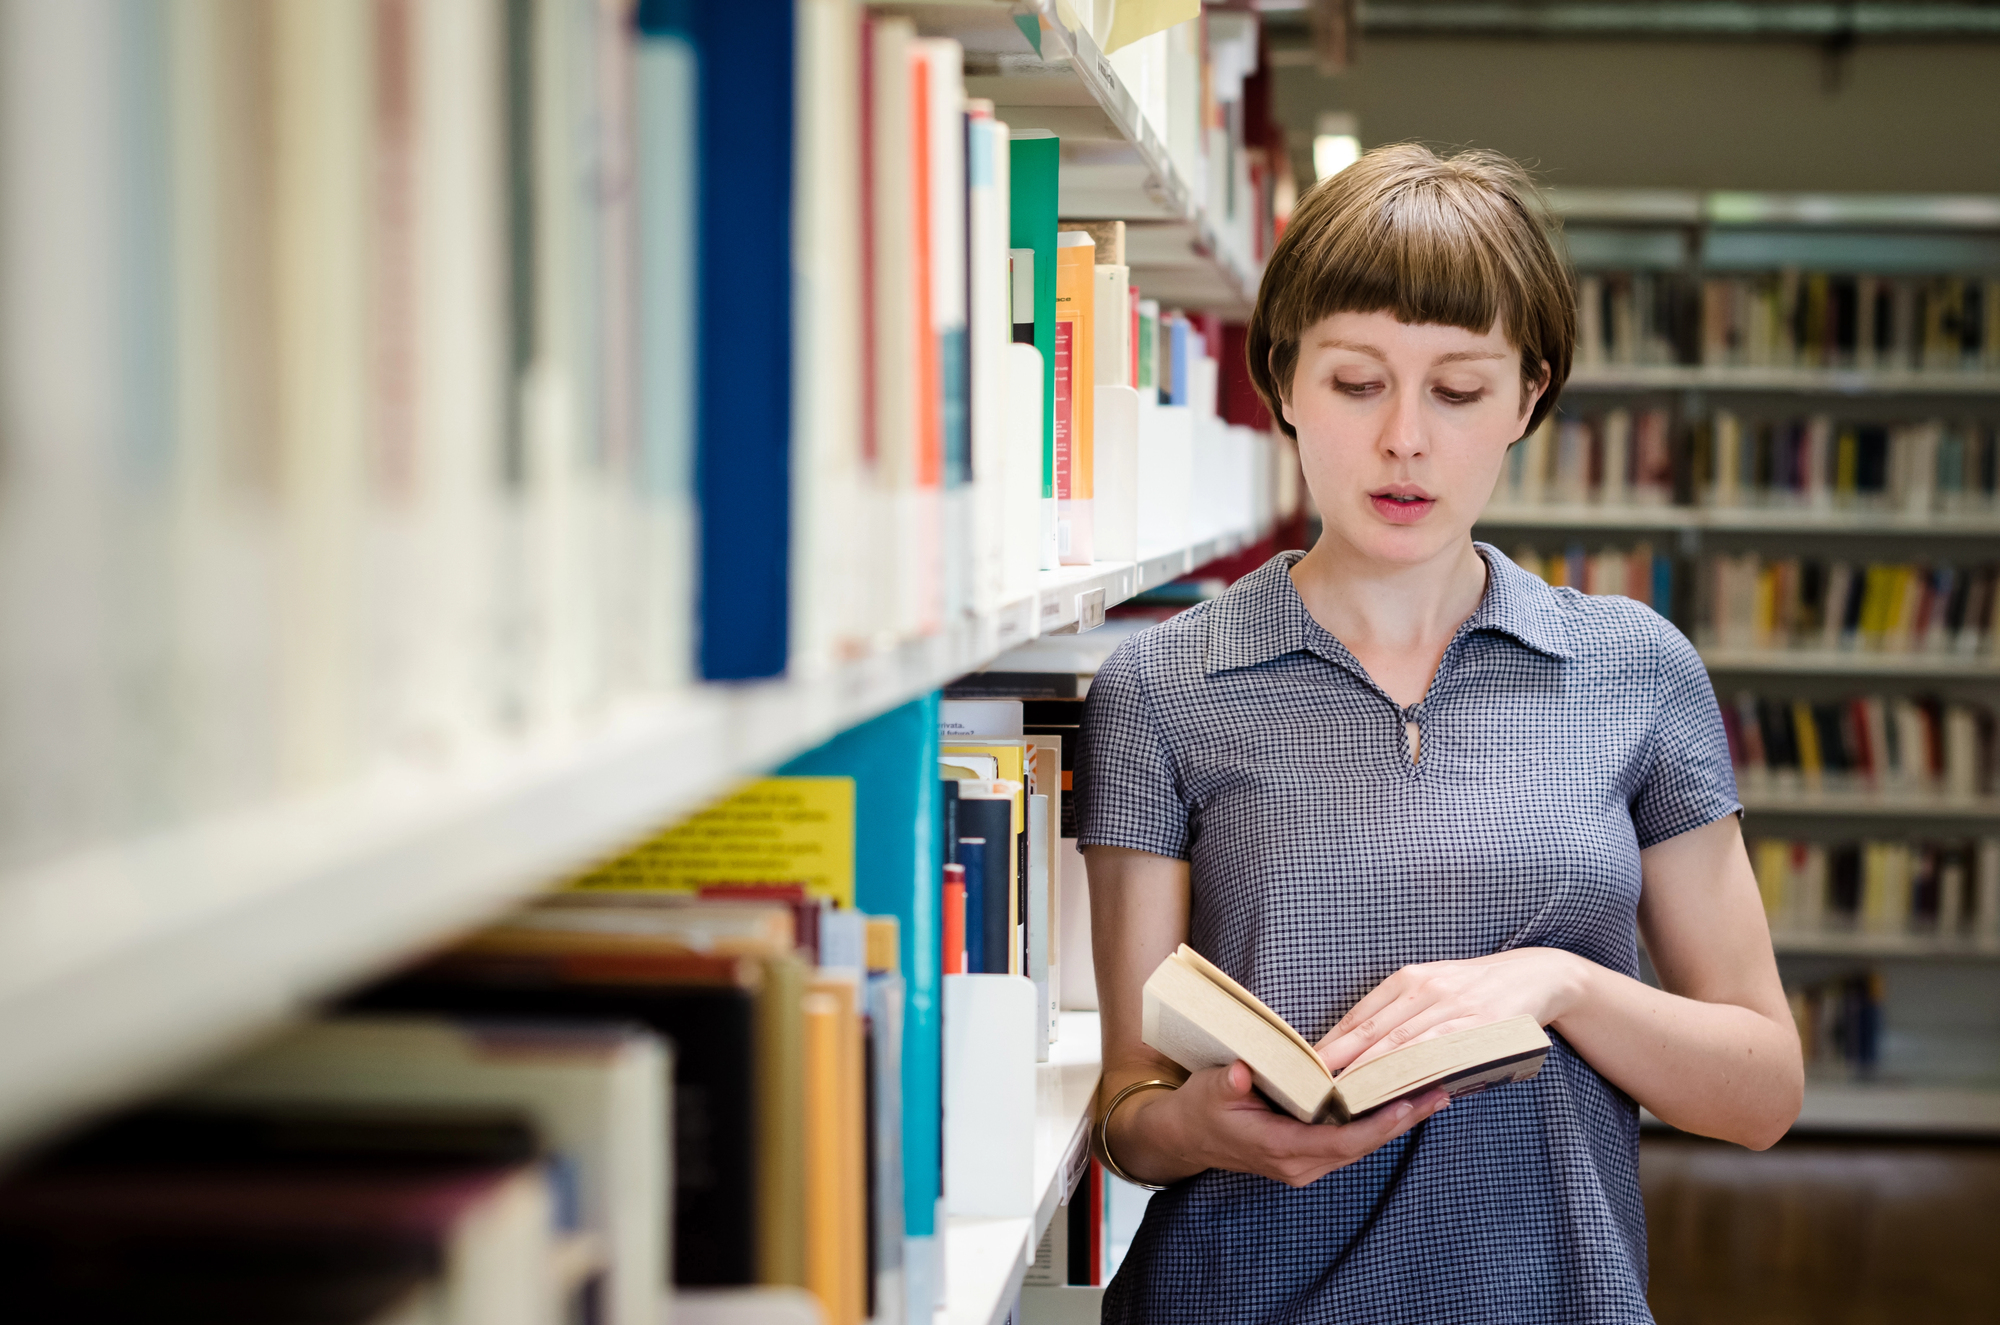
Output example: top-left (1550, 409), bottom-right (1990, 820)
top-left (1054, 233), bottom-right (1096, 564)
top-left (942, 864), bottom-right (967, 975)
top-left (802, 979), bottom-right (867, 1325)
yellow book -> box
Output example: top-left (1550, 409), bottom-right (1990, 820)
top-left (1791, 701), bottom-right (1823, 785)
top-left (571, 776), bottom-right (857, 905)
top-left (1753, 839), bottom-right (1790, 920)
top-left (1054, 232), bottom-right (1095, 564)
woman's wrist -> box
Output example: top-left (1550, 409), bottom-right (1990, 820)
top-left (1541, 946), bottom-right (1600, 1031)
top-left (1105, 1082), bottom-right (1200, 1186)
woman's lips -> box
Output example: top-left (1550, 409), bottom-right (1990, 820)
top-left (1370, 492), bottom-right (1436, 524)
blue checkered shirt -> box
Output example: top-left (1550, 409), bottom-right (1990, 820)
top-left (1077, 546), bottom-right (1740, 1324)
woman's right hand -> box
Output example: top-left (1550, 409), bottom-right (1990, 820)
top-left (1105, 1063), bottom-right (1449, 1189)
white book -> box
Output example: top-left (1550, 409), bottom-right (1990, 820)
top-left (967, 103), bottom-right (1011, 617)
top-left (790, 0), bottom-right (867, 674)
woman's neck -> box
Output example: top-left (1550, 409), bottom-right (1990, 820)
top-left (1287, 531), bottom-right (1489, 710)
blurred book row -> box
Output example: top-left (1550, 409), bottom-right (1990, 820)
top-left (1752, 836), bottom-right (2000, 936)
top-left (1504, 543), bottom-right (1999, 661)
top-left (1574, 269), bottom-right (2000, 372)
top-left (1788, 971), bottom-right (1883, 1078)
top-left (1494, 407), bottom-right (2000, 512)
top-left (1724, 692), bottom-right (1995, 798)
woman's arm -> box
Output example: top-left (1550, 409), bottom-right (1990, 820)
top-left (1090, 845), bottom-right (1446, 1188)
top-left (1315, 814), bottom-right (1803, 1150)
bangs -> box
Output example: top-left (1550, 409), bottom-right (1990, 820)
top-left (1296, 179), bottom-right (1522, 344)
top-left (1246, 144), bottom-right (1575, 441)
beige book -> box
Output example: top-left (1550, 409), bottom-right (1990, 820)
top-left (1142, 945), bottom-right (1551, 1126)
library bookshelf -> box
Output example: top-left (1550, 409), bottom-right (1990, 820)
top-left (0, 529), bottom-right (1247, 1156)
top-left (1529, 184), bottom-right (2000, 1142)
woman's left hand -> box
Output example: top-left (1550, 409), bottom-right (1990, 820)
top-left (1314, 947), bottom-right (1591, 1075)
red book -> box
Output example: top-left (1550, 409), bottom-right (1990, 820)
top-left (942, 864), bottom-right (967, 975)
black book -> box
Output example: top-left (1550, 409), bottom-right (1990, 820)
top-left (350, 962), bottom-right (761, 1287)
top-left (1024, 697), bottom-right (1085, 838)
top-left (955, 795), bottom-right (1014, 976)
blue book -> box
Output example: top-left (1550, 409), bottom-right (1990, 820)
top-left (779, 696), bottom-right (942, 1260)
top-left (640, 0), bottom-right (794, 679)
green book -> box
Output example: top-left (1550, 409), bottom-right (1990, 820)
top-left (1010, 136), bottom-right (1059, 504)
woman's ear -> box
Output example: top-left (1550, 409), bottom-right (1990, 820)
top-left (1519, 359), bottom-right (1551, 425)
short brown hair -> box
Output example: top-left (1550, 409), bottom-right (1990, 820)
top-left (1246, 143), bottom-right (1574, 441)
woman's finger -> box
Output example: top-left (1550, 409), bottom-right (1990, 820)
top-left (1321, 966), bottom-right (1417, 1043)
top-left (1318, 983), bottom-right (1445, 1072)
top-left (1341, 1008), bottom-right (1485, 1073)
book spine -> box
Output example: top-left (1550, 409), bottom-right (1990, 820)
top-left (692, 0), bottom-right (792, 679)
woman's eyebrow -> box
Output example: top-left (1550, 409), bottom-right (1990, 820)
top-left (1315, 337), bottom-right (1385, 359)
top-left (1433, 349), bottom-right (1508, 365)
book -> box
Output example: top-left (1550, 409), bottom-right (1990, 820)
top-left (953, 789), bottom-right (1014, 976)
top-left (790, 0), bottom-right (869, 673)
top-left (774, 695), bottom-right (943, 1323)
top-left (0, 1105), bottom-right (564, 1325)
top-left (351, 945), bottom-right (781, 1290)
top-left (1053, 231), bottom-right (1096, 564)
top-left (689, 0), bottom-right (792, 680)
top-left (181, 1015), bottom-right (669, 1325)
top-left (1142, 945), bottom-right (1551, 1125)
top-left (570, 776), bottom-right (858, 905)
top-left (1008, 134), bottom-right (1060, 570)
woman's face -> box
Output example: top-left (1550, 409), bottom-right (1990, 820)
top-left (1281, 309), bottom-right (1543, 568)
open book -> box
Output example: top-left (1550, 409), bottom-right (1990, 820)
top-left (1142, 945), bottom-right (1551, 1125)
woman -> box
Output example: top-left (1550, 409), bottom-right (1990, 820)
top-left (1077, 144), bottom-right (1802, 1324)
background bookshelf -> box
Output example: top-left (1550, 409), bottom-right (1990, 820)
top-left (1498, 184), bottom-right (2000, 1149)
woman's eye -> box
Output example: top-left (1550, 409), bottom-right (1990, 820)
top-left (1434, 386), bottom-right (1484, 405)
top-left (1333, 378), bottom-right (1380, 396)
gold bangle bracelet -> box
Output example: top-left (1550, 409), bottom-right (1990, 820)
top-left (1096, 1078), bottom-right (1178, 1192)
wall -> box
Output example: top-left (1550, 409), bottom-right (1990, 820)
top-left (1273, 38), bottom-right (2000, 193)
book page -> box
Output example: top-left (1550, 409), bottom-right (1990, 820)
top-left (1172, 945), bottom-right (1328, 1081)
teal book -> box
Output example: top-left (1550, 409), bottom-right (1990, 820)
top-left (779, 695), bottom-right (941, 1255)
top-left (1009, 136), bottom-right (1059, 505)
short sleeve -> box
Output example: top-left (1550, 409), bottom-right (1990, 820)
top-left (1075, 637), bottom-right (1193, 860)
top-left (1630, 617), bottom-right (1742, 849)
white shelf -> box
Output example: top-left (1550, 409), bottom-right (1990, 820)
top-left (935, 0), bottom-right (1261, 312)
top-left (938, 1011), bottom-right (1101, 1325)
top-left (1643, 1082), bottom-right (2000, 1137)
top-left (1699, 648), bottom-right (2000, 678)
top-left (1551, 188), bottom-right (2000, 230)
top-left (1772, 928), bottom-right (2000, 960)
top-left (0, 520), bottom-right (1237, 1153)
top-left (1566, 363), bottom-right (2000, 394)
top-left (1795, 1082), bottom-right (2000, 1135)
top-left (1738, 786), bottom-right (2000, 821)
top-left (1478, 503), bottom-right (2000, 535)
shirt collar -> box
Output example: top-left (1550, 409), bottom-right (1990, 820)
top-left (1201, 543), bottom-right (1574, 677)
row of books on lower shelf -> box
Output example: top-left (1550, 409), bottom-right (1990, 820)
top-left (1751, 836), bottom-right (2000, 937)
top-left (1724, 691), bottom-right (1996, 800)
top-left (1496, 406), bottom-right (1999, 513)
top-left (1508, 541), bottom-right (2000, 661)
top-left (1573, 269), bottom-right (2000, 374)
top-left (0, 894), bottom-right (878, 1325)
